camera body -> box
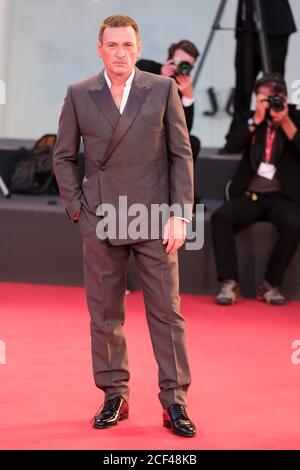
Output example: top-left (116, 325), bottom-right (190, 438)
top-left (265, 94), bottom-right (286, 112)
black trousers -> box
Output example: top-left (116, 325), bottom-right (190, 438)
top-left (234, 33), bottom-right (289, 118)
top-left (211, 193), bottom-right (300, 287)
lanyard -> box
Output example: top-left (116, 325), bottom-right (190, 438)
top-left (265, 126), bottom-right (276, 163)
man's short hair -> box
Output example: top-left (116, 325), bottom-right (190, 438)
top-left (254, 73), bottom-right (287, 96)
top-left (167, 40), bottom-right (200, 61)
top-left (99, 14), bottom-right (140, 43)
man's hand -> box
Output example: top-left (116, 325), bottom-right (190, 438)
top-left (162, 217), bottom-right (187, 255)
top-left (271, 102), bottom-right (297, 140)
top-left (270, 102), bottom-right (289, 125)
top-left (72, 209), bottom-right (81, 223)
top-left (161, 59), bottom-right (176, 77)
top-left (253, 93), bottom-right (269, 125)
top-left (176, 74), bottom-right (193, 99)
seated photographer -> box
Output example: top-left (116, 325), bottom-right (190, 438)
top-left (221, 0), bottom-right (296, 151)
top-left (211, 73), bottom-right (300, 305)
top-left (136, 40), bottom-right (201, 207)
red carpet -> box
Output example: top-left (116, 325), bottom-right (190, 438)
top-left (0, 282), bottom-right (300, 450)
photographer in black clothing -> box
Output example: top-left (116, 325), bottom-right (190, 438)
top-left (222, 0), bottom-right (296, 147)
top-left (212, 74), bottom-right (300, 306)
top-left (234, 0), bottom-right (296, 123)
top-left (137, 40), bottom-right (201, 208)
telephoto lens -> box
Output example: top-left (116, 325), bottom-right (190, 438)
top-left (173, 57), bottom-right (193, 76)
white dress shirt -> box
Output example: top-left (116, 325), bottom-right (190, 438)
top-left (181, 96), bottom-right (194, 107)
top-left (104, 69), bottom-right (135, 114)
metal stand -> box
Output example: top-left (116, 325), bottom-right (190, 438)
top-left (193, 0), bottom-right (272, 87)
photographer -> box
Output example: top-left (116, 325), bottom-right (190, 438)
top-left (137, 40), bottom-right (201, 207)
top-left (221, 0), bottom-right (296, 152)
top-left (211, 73), bottom-right (300, 305)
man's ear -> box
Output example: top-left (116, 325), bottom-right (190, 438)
top-left (97, 40), bottom-right (103, 58)
top-left (137, 40), bottom-right (142, 58)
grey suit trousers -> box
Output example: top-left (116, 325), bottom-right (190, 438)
top-left (79, 203), bottom-right (191, 408)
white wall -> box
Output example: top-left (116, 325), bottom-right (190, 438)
top-left (1, 0), bottom-right (300, 146)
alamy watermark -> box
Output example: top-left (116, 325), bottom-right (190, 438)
top-left (95, 197), bottom-right (204, 250)
top-left (0, 340), bottom-right (6, 365)
top-left (291, 80), bottom-right (300, 106)
top-left (0, 80), bottom-right (6, 104)
top-left (291, 339), bottom-right (300, 365)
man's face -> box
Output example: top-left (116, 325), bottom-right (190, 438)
top-left (98, 26), bottom-right (142, 78)
top-left (257, 84), bottom-right (287, 109)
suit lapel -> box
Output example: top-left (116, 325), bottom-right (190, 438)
top-left (271, 127), bottom-right (286, 165)
top-left (250, 121), bottom-right (266, 170)
top-left (88, 71), bottom-right (120, 128)
top-left (102, 68), bottom-right (152, 164)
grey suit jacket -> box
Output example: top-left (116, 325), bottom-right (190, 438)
top-left (53, 67), bottom-right (193, 244)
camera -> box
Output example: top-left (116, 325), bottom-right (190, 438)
top-left (172, 57), bottom-right (194, 76)
top-left (265, 94), bottom-right (286, 112)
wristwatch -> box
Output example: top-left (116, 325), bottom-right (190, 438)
top-left (247, 117), bottom-right (257, 128)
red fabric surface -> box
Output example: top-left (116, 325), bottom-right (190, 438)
top-left (0, 283), bottom-right (299, 450)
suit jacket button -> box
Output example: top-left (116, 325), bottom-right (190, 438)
top-left (100, 166), bottom-right (106, 171)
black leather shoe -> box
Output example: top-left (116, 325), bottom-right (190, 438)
top-left (163, 404), bottom-right (196, 437)
top-left (93, 396), bottom-right (129, 429)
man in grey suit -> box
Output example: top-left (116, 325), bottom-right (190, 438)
top-left (53, 14), bottom-right (195, 437)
